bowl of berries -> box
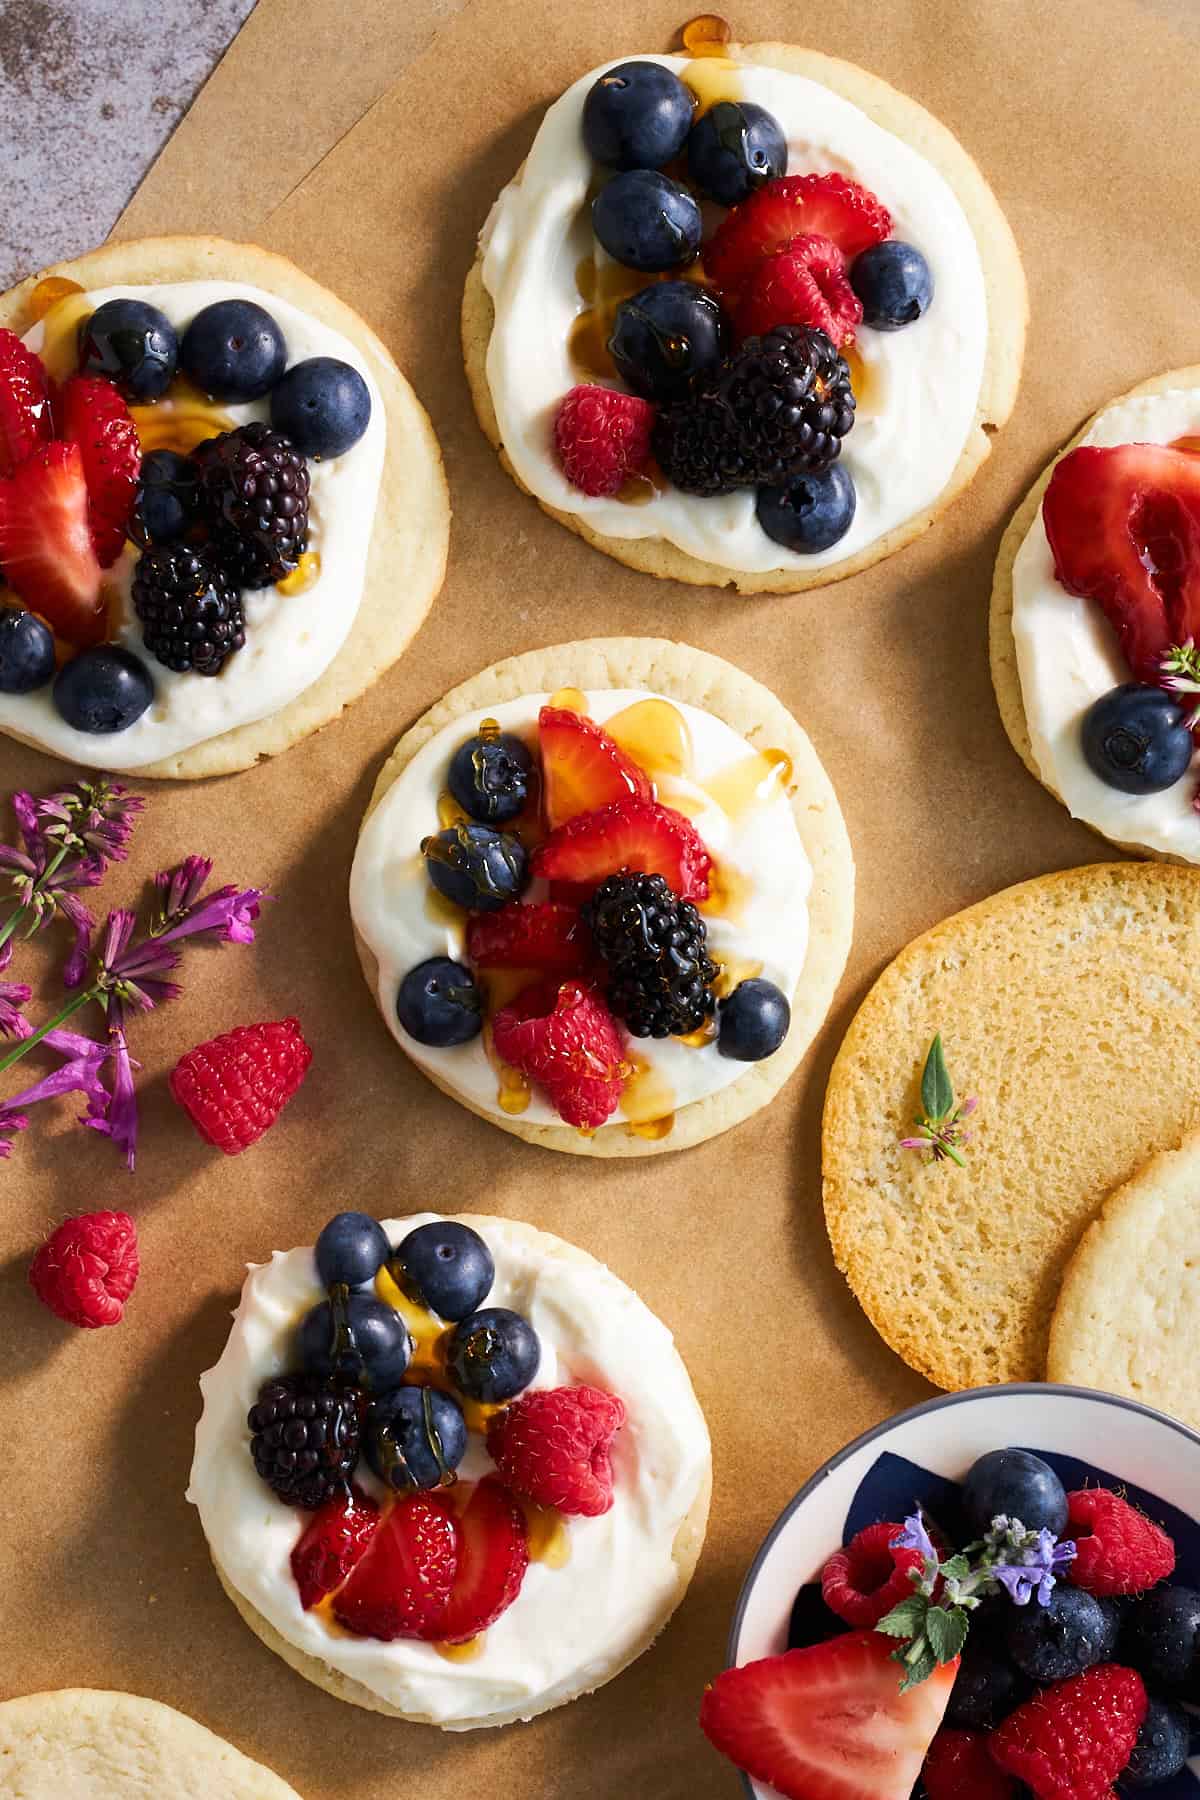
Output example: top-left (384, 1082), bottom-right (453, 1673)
top-left (703, 1384), bottom-right (1200, 1798)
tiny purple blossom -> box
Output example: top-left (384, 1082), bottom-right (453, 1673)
top-left (153, 855), bottom-right (214, 926)
top-left (153, 874), bottom-right (265, 947)
top-left (36, 781), bottom-right (144, 866)
top-left (84, 1012), bottom-right (139, 1171)
top-left (892, 1511), bottom-right (940, 1586)
top-left (0, 979), bottom-right (31, 1040)
top-left (0, 1037), bottom-right (112, 1153)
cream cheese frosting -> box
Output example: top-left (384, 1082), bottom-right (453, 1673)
top-left (188, 1213), bottom-right (711, 1728)
top-left (5, 280), bottom-right (385, 769)
top-left (480, 53), bottom-right (989, 575)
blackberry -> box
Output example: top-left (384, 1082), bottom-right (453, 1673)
top-left (247, 1373), bottom-right (362, 1509)
top-left (131, 544), bottom-right (245, 675)
top-left (195, 420), bottom-right (310, 588)
top-left (585, 871), bottom-right (718, 1038)
top-left (653, 324), bottom-right (855, 496)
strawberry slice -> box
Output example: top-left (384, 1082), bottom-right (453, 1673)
top-left (539, 705), bottom-right (652, 827)
top-left (735, 234), bottom-right (863, 346)
top-left (0, 441), bottom-right (104, 644)
top-left (532, 797), bottom-right (711, 902)
top-left (58, 374), bottom-right (140, 567)
top-left (491, 979), bottom-right (626, 1129)
top-left (438, 1476), bottom-right (529, 1645)
top-left (290, 1486), bottom-right (380, 1610)
top-left (700, 1631), bottom-right (958, 1800)
top-left (467, 902), bottom-right (592, 974)
top-left (0, 330), bottom-right (51, 478)
top-left (333, 1491), bottom-right (459, 1641)
top-left (705, 173), bottom-right (893, 292)
top-left (1042, 443), bottom-right (1200, 689)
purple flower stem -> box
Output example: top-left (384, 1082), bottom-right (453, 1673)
top-left (0, 987), bottom-right (95, 1077)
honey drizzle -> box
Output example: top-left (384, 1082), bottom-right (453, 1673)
top-left (603, 697), bottom-right (692, 778)
top-left (373, 1265), bottom-right (500, 1434)
top-left (568, 257), bottom-right (712, 386)
top-left (620, 1051), bottom-right (676, 1139)
top-left (521, 1499), bottom-right (572, 1569)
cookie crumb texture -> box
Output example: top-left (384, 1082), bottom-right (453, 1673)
top-left (823, 863), bottom-right (1200, 1389)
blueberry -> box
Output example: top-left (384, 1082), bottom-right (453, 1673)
top-left (687, 101), bottom-right (787, 206)
top-left (180, 298), bottom-right (287, 402)
top-left (582, 60), bottom-right (694, 171)
top-left (757, 465), bottom-right (857, 555)
top-left (717, 979), bottom-right (791, 1062)
top-left (269, 356), bottom-right (371, 458)
top-left (1120, 1584), bottom-right (1200, 1697)
top-left (1004, 1585), bottom-right (1118, 1684)
top-left (592, 171), bottom-right (701, 274)
top-left (0, 608), bottom-right (55, 693)
top-left (365, 1384), bottom-right (468, 1493)
top-left (397, 958), bottom-right (483, 1047)
top-left (945, 1631), bottom-right (1027, 1729)
top-left (850, 241), bottom-right (934, 330)
top-left (609, 281), bottom-right (730, 404)
top-left (393, 1220), bottom-right (494, 1321)
top-left (447, 728), bottom-right (532, 824)
top-left (421, 823), bottom-right (527, 913)
top-left (298, 1292), bottom-right (411, 1392)
top-left (1124, 1697), bottom-right (1191, 1787)
top-left (786, 1583), bottom-right (847, 1651)
top-left (962, 1448), bottom-right (1068, 1537)
top-left (53, 646), bottom-right (154, 734)
top-left (447, 1307), bottom-right (540, 1404)
top-left (130, 448), bottom-right (203, 548)
top-left (78, 297), bottom-right (177, 401)
top-left (315, 1212), bottom-right (391, 1290)
top-left (1080, 683), bottom-right (1194, 795)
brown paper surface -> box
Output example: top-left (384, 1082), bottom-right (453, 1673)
top-left (5, 1), bottom-right (1200, 1795)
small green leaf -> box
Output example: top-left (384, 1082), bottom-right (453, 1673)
top-left (921, 1033), bottom-right (955, 1122)
top-left (875, 1596), bottom-right (928, 1639)
top-left (924, 1605), bottom-right (969, 1665)
top-left (939, 1554), bottom-right (971, 1583)
top-left (897, 1645), bottom-right (938, 1693)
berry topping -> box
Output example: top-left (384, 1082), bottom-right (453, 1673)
top-left (131, 544), bottom-right (246, 677)
top-left (1080, 683), bottom-right (1193, 794)
top-left (486, 1384), bottom-right (625, 1517)
top-left (194, 420), bottom-right (310, 589)
top-left (315, 1211), bottom-right (391, 1290)
top-left (705, 173), bottom-right (893, 290)
top-left (686, 101), bottom-right (787, 207)
top-left (539, 703), bottom-right (652, 827)
top-left (699, 1631), bottom-right (958, 1800)
top-left (333, 1490), bottom-right (460, 1642)
top-left (820, 1519), bottom-right (927, 1629)
top-left (962, 1448), bottom-right (1069, 1538)
top-left (734, 235), bottom-right (863, 347)
top-left (396, 957), bottom-right (484, 1046)
top-left (0, 607), bottom-right (55, 694)
top-left (0, 440), bottom-right (104, 644)
top-left (365, 1384), bottom-right (468, 1493)
top-left (392, 1220), bottom-right (495, 1321)
top-left (168, 1016), bottom-right (312, 1154)
top-left (447, 726), bottom-right (533, 824)
top-left (653, 324), bottom-right (855, 497)
top-left (79, 297), bottom-right (178, 402)
top-left (582, 61), bottom-right (694, 172)
top-left (1004, 1584), bottom-right (1119, 1684)
top-left (290, 1487), bottom-right (379, 1610)
top-left (718, 977), bottom-right (792, 1061)
top-left (466, 902), bottom-right (591, 975)
top-left (585, 870), bottom-right (716, 1037)
top-left (608, 281), bottom-right (731, 404)
top-left (490, 977), bottom-right (626, 1128)
top-left (437, 1475), bottom-right (529, 1645)
top-left (27, 1209), bottom-right (138, 1329)
top-left (1119, 1584), bottom-right (1200, 1695)
top-left (446, 1306), bottom-right (541, 1404)
top-left (553, 384), bottom-right (655, 498)
top-left (944, 1630), bottom-right (1027, 1731)
top-left (989, 1663), bottom-right (1147, 1800)
top-left (57, 373), bottom-right (140, 567)
top-left (247, 1372), bottom-right (362, 1509)
top-left (298, 1291), bottom-right (412, 1392)
top-left (180, 299), bottom-right (287, 403)
top-left (53, 645), bottom-right (154, 735)
top-left (1064, 1486), bottom-right (1176, 1596)
top-left (0, 328), bottom-right (51, 477)
top-left (851, 240), bottom-right (934, 330)
top-left (922, 1729), bottom-right (1018, 1800)
top-left (757, 464), bottom-right (857, 555)
top-left (421, 823), bottom-right (528, 912)
top-left (1124, 1697), bottom-right (1191, 1786)
top-left (130, 448), bottom-right (203, 548)
top-left (532, 797), bottom-right (711, 901)
top-left (269, 355), bottom-right (371, 459)
top-left (592, 169), bottom-right (702, 274)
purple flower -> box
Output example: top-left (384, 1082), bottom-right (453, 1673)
top-left (0, 979), bottom-right (31, 1040)
top-left (892, 1511), bottom-right (940, 1580)
top-left (151, 860), bottom-right (265, 947)
top-left (0, 1032), bottom-right (112, 1159)
top-left (36, 781), bottom-right (144, 866)
top-left (96, 908), bottom-right (181, 1013)
top-left (990, 1526), bottom-right (1076, 1607)
top-left (84, 1010), bottom-right (140, 1171)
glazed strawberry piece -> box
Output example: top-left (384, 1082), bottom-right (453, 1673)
top-left (57, 374), bottom-right (140, 567)
top-left (487, 1385), bottom-right (626, 1517)
top-left (734, 234), bottom-right (863, 346)
top-left (705, 173), bottom-right (893, 292)
top-left (0, 440), bottom-right (105, 644)
top-left (332, 1491), bottom-right (459, 1641)
top-left (466, 902), bottom-right (591, 974)
top-left (291, 1487), bottom-right (380, 1610)
top-left (532, 797), bottom-right (711, 902)
top-left (438, 1475), bottom-right (529, 1644)
top-left (491, 978), bottom-right (625, 1128)
top-left (0, 329), bottom-right (52, 477)
top-left (539, 704), bottom-right (652, 827)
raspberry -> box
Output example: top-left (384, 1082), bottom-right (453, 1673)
top-left (1065, 1488), bottom-right (1176, 1596)
top-left (820, 1520), bottom-right (925, 1628)
top-left (28, 1210), bottom-right (139, 1328)
top-left (486, 1385), bottom-right (626, 1517)
top-left (734, 235), bottom-right (863, 347)
top-left (169, 1017), bottom-right (312, 1154)
top-left (988, 1664), bottom-right (1148, 1800)
top-left (553, 384), bottom-right (655, 497)
top-left (491, 979), bottom-right (625, 1129)
top-left (705, 172), bottom-right (893, 291)
top-left (923, 1729), bottom-right (1018, 1800)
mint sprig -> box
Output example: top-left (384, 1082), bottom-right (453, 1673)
top-left (899, 1033), bottom-right (977, 1168)
top-left (1160, 639), bottom-right (1200, 728)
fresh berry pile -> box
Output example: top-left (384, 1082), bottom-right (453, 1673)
top-left (702, 1444), bottom-right (1197, 1798)
top-left (550, 62), bottom-right (937, 555)
top-left (395, 697), bottom-right (794, 1131)
top-left (0, 288), bottom-right (373, 734)
top-left (245, 1211), bottom-right (628, 1647)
